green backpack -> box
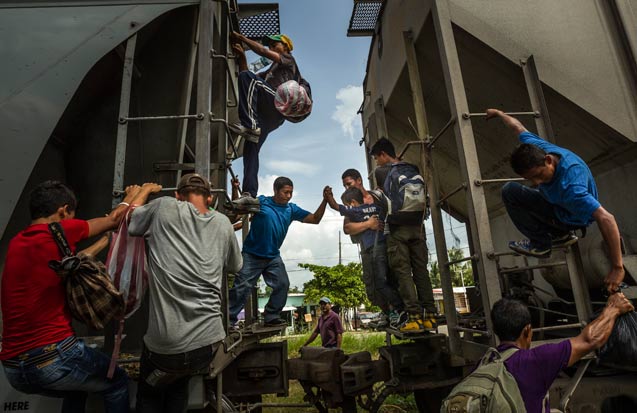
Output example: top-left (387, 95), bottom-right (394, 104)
top-left (441, 347), bottom-right (527, 413)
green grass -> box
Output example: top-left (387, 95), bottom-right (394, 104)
top-left (260, 331), bottom-right (419, 412)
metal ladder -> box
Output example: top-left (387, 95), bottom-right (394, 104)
top-left (110, 0), bottom-right (241, 211)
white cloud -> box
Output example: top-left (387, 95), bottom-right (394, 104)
top-left (331, 85), bottom-right (363, 140)
top-left (264, 160), bottom-right (319, 176)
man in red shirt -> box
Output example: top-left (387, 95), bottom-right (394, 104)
top-left (302, 297), bottom-right (344, 349)
top-left (1, 180), bottom-right (160, 412)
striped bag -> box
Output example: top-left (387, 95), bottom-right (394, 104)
top-left (105, 207), bottom-right (149, 377)
top-left (48, 222), bottom-right (125, 330)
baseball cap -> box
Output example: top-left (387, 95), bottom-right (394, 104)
top-left (263, 34), bottom-right (293, 51)
top-left (177, 173), bottom-right (211, 193)
top-left (319, 297), bottom-right (331, 304)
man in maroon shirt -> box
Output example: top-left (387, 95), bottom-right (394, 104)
top-left (1, 180), bottom-right (160, 412)
top-left (491, 295), bottom-right (633, 413)
top-left (302, 297), bottom-right (344, 349)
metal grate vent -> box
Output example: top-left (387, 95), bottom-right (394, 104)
top-left (239, 8), bottom-right (280, 40)
top-left (347, 0), bottom-right (383, 37)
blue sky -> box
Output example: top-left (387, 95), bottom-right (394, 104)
top-left (233, 0), bottom-right (468, 289)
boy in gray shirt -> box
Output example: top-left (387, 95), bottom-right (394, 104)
top-left (129, 173), bottom-right (242, 413)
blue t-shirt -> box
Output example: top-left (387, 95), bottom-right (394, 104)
top-left (243, 195), bottom-right (310, 259)
top-left (498, 340), bottom-right (571, 413)
top-left (338, 203), bottom-right (385, 250)
top-left (520, 132), bottom-right (600, 227)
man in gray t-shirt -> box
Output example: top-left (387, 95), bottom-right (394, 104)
top-left (129, 173), bottom-right (242, 413)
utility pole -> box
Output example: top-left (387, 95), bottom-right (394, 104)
top-left (338, 231), bottom-right (342, 265)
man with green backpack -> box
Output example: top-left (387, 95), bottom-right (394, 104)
top-left (442, 294), bottom-right (633, 412)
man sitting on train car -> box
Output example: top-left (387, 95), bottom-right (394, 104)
top-left (229, 31), bottom-right (308, 206)
top-left (229, 177), bottom-right (328, 328)
top-left (1, 181), bottom-right (158, 412)
top-left (490, 295), bottom-right (633, 413)
top-left (486, 108), bottom-right (625, 293)
top-left (128, 174), bottom-right (242, 412)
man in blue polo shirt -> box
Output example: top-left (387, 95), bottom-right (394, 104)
top-left (229, 177), bottom-right (329, 327)
top-left (486, 108), bottom-right (625, 293)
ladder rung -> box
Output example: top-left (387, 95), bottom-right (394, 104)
top-left (462, 111), bottom-right (540, 119)
top-left (499, 261), bottom-right (567, 274)
top-left (119, 114), bottom-right (204, 124)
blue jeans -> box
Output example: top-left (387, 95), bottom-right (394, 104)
top-left (502, 182), bottom-right (578, 250)
top-left (360, 242), bottom-right (403, 311)
top-left (237, 71), bottom-right (285, 197)
top-left (2, 336), bottom-right (129, 413)
top-left (229, 252), bottom-right (289, 324)
top-left (136, 343), bottom-right (217, 413)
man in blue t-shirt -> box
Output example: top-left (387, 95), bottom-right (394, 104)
top-left (490, 295), bottom-right (633, 413)
top-left (487, 109), bottom-right (625, 293)
top-left (229, 176), bottom-right (329, 327)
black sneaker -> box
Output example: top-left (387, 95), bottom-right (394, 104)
top-left (508, 239), bottom-right (551, 258)
top-left (229, 123), bottom-right (261, 142)
top-left (264, 318), bottom-right (287, 327)
top-left (552, 232), bottom-right (578, 248)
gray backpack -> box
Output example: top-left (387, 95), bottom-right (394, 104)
top-left (441, 347), bottom-right (527, 413)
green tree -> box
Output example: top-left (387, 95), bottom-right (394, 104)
top-left (429, 260), bottom-right (441, 288)
top-left (429, 247), bottom-right (474, 288)
top-left (300, 262), bottom-right (370, 309)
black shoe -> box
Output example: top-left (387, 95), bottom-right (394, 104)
top-left (264, 318), bottom-right (287, 327)
top-left (552, 232), bottom-right (578, 248)
top-left (229, 123), bottom-right (261, 143)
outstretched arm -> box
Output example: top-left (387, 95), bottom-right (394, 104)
top-left (303, 186), bottom-right (330, 224)
top-left (86, 184), bottom-right (144, 237)
top-left (324, 186), bottom-right (340, 211)
top-left (568, 293), bottom-right (633, 366)
top-left (303, 330), bottom-right (319, 347)
top-left (231, 31), bottom-right (282, 63)
top-left (592, 206), bottom-right (625, 293)
top-left (486, 109), bottom-right (528, 135)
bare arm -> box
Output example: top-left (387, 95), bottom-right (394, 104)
top-left (568, 293), bottom-right (633, 366)
top-left (486, 109), bottom-right (528, 135)
top-left (302, 186), bottom-right (330, 224)
top-left (324, 187), bottom-right (340, 211)
top-left (231, 43), bottom-right (248, 72)
top-left (85, 185), bottom-right (140, 237)
top-left (592, 206), bottom-right (625, 293)
top-left (336, 333), bottom-right (343, 349)
top-left (303, 330), bottom-right (319, 347)
top-left (86, 183), bottom-right (162, 237)
top-left (79, 233), bottom-right (110, 257)
top-left (343, 216), bottom-right (381, 235)
top-left (231, 31), bottom-right (281, 63)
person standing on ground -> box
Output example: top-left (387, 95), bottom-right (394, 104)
top-left (229, 177), bottom-right (329, 327)
top-left (486, 108), bottom-right (624, 293)
top-left (1, 181), bottom-right (158, 412)
top-left (369, 138), bottom-right (437, 332)
top-left (230, 31), bottom-right (308, 204)
top-left (302, 297), bottom-right (344, 349)
top-left (128, 174), bottom-right (242, 413)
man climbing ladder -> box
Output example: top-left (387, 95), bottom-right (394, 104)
top-left (486, 108), bottom-right (624, 294)
top-left (230, 31), bottom-right (310, 205)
